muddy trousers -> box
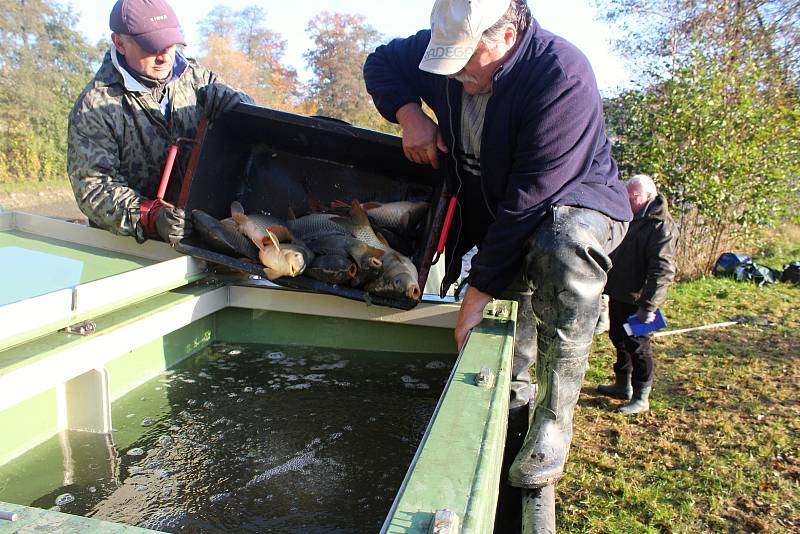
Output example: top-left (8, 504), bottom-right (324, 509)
top-left (608, 298), bottom-right (654, 386)
top-left (508, 206), bottom-right (626, 491)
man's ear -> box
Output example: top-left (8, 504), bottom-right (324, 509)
top-left (504, 24), bottom-right (517, 49)
top-left (111, 33), bottom-right (127, 55)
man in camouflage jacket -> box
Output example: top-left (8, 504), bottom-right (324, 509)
top-left (599, 174), bottom-right (678, 414)
top-left (68, 0), bottom-right (251, 244)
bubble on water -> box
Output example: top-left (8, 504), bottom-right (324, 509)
top-left (180, 378), bottom-right (196, 384)
top-left (255, 387), bottom-right (266, 394)
top-left (202, 401), bottom-right (215, 409)
top-left (335, 381), bottom-right (352, 387)
top-left (237, 398), bottom-right (244, 403)
top-left (198, 372), bottom-right (212, 379)
top-left (425, 360), bottom-right (448, 369)
top-left (228, 349), bottom-right (242, 356)
top-left (128, 465), bottom-right (145, 475)
top-left (401, 375), bottom-right (418, 384)
top-left (243, 386), bottom-right (254, 393)
top-left (330, 432), bottom-right (343, 440)
top-left (186, 399), bottom-right (197, 407)
top-left (160, 435), bottom-right (174, 447)
top-left (154, 468), bottom-right (170, 479)
top-left (141, 418), bottom-right (156, 427)
top-left (89, 486), bottom-right (97, 493)
top-left (344, 425), bottom-right (353, 431)
top-left (368, 417), bottom-right (377, 423)
top-left (287, 383), bottom-right (311, 391)
top-left (127, 448), bottom-right (145, 457)
top-left (405, 382), bottom-right (431, 390)
top-left (228, 393), bottom-right (238, 398)
top-left (210, 492), bottom-right (231, 503)
top-left (267, 351), bottom-right (286, 360)
top-left (169, 425), bottom-right (180, 432)
top-left (55, 493), bottom-right (75, 506)
top-left (304, 374), bottom-right (326, 381)
top-left (161, 485), bottom-right (174, 498)
top-left (224, 377), bottom-right (236, 382)
top-left (310, 361), bottom-right (348, 371)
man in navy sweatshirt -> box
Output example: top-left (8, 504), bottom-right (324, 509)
top-left (364, 0), bottom-right (631, 524)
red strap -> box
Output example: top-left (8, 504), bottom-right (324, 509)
top-left (140, 199), bottom-right (161, 236)
top-left (437, 196), bottom-right (458, 254)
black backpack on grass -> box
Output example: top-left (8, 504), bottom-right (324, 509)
top-left (782, 261), bottom-right (800, 284)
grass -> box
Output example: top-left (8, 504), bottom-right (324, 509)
top-left (559, 230), bottom-right (800, 532)
top-left (0, 178), bottom-right (70, 194)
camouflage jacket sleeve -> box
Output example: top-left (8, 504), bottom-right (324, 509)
top-left (67, 97), bottom-right (143, 236)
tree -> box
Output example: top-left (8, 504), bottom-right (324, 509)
top-left (198, 5), bottom-right (306, 112)
top-left (598, 0), bottom-right (800, 276)
top-left (303, 12), bottom-right (388, 129)
top-left (0, 0), bottom-right (100, 183)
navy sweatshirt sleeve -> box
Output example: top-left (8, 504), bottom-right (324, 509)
top-left (467, 57), bottom-right (608, 297)
top-left (363, 30), bottom-right (433, 123)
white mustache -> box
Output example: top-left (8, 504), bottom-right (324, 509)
top-left (450, 73), bottom-right (478, 84)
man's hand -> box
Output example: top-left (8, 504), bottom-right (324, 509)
top-left (635, 307), bottom-right (657, 324)
top-left (455, 286), bottom-right (493, 351)
top-left (155, 205), bottom-right (192, 245)
top-left (197, 83), bottom-right (254, 121)
top-left (396, 103), bottom-right (449, 169)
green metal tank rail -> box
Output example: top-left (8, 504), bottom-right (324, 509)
top-left (0, 501), bottom-right (155, 533)
top-left (382, 300), bottom-right (516, 534)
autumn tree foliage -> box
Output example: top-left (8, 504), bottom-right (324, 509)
top-left (198, 5), bottom-right (307, 113)
top-left (0, 0), bottom-right (99, 183)
top-left (597, 0), bottom-right (800, 276)
top-left (304, 12), bottom-right (391, 130)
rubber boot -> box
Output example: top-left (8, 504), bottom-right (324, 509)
top-left (508, 340), bottom-right (590, 488)
top-left (597, 371), bottom-right (632, 400)
top-left (618, 383), bottom-right (652, 415)
top-left (593, 294), bottom-right (610, 335)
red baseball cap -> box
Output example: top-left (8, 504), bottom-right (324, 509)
top-left (109, 0), bottom-right (186, 53)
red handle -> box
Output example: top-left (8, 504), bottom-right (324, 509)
top-left (157, 143), bottom-right (180, 200)
top-left (436, 196), bottom-right (458, 254)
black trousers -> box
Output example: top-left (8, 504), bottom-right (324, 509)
top-left (608, 298), bottom-right (654, 386)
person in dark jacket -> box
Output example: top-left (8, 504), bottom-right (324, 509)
top-left (598, 174), bottom-right (678, 414)
top-left (364, 0), bottom-right (632, 524)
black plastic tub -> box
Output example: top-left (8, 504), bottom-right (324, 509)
top-left (176, 105), bottom-right (447, 310)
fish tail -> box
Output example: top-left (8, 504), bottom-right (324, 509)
top-left (349, 199), bottom-right (371, 227)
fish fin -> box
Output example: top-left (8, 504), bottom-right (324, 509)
top-left (308, 198), bottom-right (324, 212)
top-left (261, 229), bottom-right (282, 250)
top-left (267, 224), bottom-right (293, 243)
top-left (330, 199), bottom-right (350, 209)
top-left (230, 201), bottom-right (247, 226)
top-left (361, 201), bottom-right (382, 210)
top-left (349, 199), bottom-right (371, 227)
top-left (366, 245), bottom-right (385, 258)
top-left (287, 207), bottom-right (297, 221)
top-left (375, 232), bottom-right (391, 247)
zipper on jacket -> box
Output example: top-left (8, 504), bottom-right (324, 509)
top-left (441, 78), bottom-right (465, 298)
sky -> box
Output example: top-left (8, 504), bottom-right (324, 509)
top-left (67, 0), bottom-right (630, 94)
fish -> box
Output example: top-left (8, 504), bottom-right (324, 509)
top-left (286, 213), bottom-right (384, 278)
top-left (347, 201), bottom-right (421, 301)
top-left (305, 254), bottom-right (357, 285)
top-left (331, 200), bottom-right (429, 233)
top-left (230, 201), bottom-right (313, 279)
top-left (191, 209), bottom-right (259, 261)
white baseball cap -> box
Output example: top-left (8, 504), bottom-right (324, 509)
top-left (419, 0), bottom-right (512, 75)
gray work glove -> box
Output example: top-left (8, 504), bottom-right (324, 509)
top-left (635, 307), bottom-right (657, 324)
top-left (196, 83), bottom-right (253, 121)
top-left (156, 205), bottom-right (192, 245)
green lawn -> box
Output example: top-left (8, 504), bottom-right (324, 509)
top-left (560, 234), bottom-right (800, 532)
